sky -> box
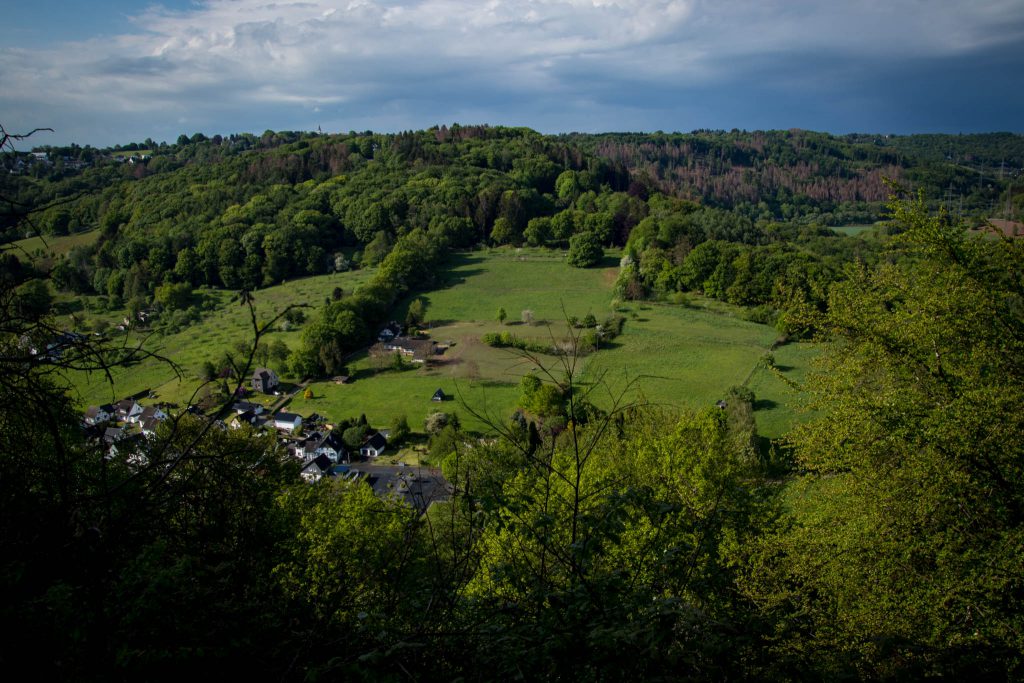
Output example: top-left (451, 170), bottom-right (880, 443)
top-left (1, 0), bottom-right (1023, 147)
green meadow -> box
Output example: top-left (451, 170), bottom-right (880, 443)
top-left (69, 268), bottom-right (375, 407)
top-left (745, 342), bottom-right (821, 440)
top-left (306, 248), bottom-right (621, 432)
top-left (11, 229), bottom-right (100, 268)
top-left (409, 248), bottom-right (621, 326)
top-left (831, 223), bottom-right (884, 237)
top-left (69, 247), bottom-right (814, 439)
top-left (580, 301), bottom-right (777, 411)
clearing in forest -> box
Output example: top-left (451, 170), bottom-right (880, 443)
top-left (68, 246), bottom-right (811, 438)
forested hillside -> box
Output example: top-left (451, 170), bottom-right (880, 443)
top-left (1, 125), bottom-right (1023, 680)
top-left (11, 125), bottom-right (1019, 373)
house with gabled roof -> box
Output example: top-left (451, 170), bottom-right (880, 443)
top-left (300, 454), bottom-right (334, 483)
top-left (382, 337), bottom-right (436, 364)
top-left (139, 405), bottom-right (167, 423)
top-left (273, 412), bottom-right (302, 432)
top-left (140, 417), bottom-right (162, 438)
top-left (312, 430), bottom-right (348, 463)
top-left (83, 403), bottom-right (114, 426)
top-left (352, 464), bottom-right (454, 514)
top-left (360, 431), bottom-right (387, 458)
top-left (139, 406), bottom-right (168, 438)
top-left (432, 388), bottom-right (447, 402)
top-left (114, 398), bottom-right (144, 423)
top-left (252, 368), bottom-right (279, 394)
top-left (232, 401), bottom-right (264, 415)
top-left (103, 425), bottom-right (126, 445)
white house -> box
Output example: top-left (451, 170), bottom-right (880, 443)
top-left (273, 412), bottom-right (303, 432)
top-left (114, 399), bottom-right (144, 423)
top-left (314, 431), bottom-right (348, 463)
top-left (300, 454), bottom-right (333, 483)
top-left (360, 432), bottom-right (387, 458)
top-left (139, 407), bottom-right (167, 437)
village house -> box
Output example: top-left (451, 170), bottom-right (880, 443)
top-left (139, 406), bottom-right (168, 437)
top-left (252, 368), bottom-right (279, 394)
top-left (353, 464), bottom-right (453, 514)
top-left (273, 412), bottom-right (302, 432)
top-left (360, 431), bottom-right (388, 458)
top-left (83, 404), bottom-right (114, 426)
top-left (232, 401), bottom-right (265, 415)
top-left (103, 425), bottom-right (126, 445)
top-left (378, 336), bottom-right (437, 364)
top-left (299, 454), bottom-right (334, 483)
top-left (114, 398), bottom-right (145, 424)
top-left (377, 321), bottom-right (403, 342)
top-left (300, 430), bottom-right (348, 463)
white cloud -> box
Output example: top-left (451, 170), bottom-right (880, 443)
top-left (1, 0), bottom-right (1021, 144)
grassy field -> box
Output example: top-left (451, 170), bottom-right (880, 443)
top-left (745, 342), bottom-right (821, 440)
top-left (69, 246), bottom-right (814, 439)
top-left (9, 230), bottom-right (100, 269)
top-left (831, 223), bottom-right (884, 237)
top-left (581, 301), bottom-right (777, 410)
top-left (307, 248), bottom-right (621, 432)
top-left (309, 249), bottom-right (790, 434)
top-left (407, 248), bottom-right (622, 326)
top-left (69, 268), bottom-right (375, 407)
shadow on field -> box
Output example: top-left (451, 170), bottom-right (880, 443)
top-left (433, 269), bottom-right (487, 289)
top-left (594, 339), bottom-right (624, 351)
top-left (470, 379), bottom-right (515, 388)
top-left (754, 398), bottom-right (778, 410)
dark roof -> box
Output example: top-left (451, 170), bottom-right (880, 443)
top-left (352, 465), bottom-right (452, 513)
top-left (320, 431), bottom-right (346, 452)
top-left (432, 388), bottom-right (446, 400)
top-left (103, 427), bottom-right (124, 444)
top-left (275, 412), bottom-right (302, 423)
top-left (84, 405), bottom-right (107, 418)
top-left (301, 454), bottom-right (333, 475)
top-left (362, 432), bottom-right (387, 451)
top-left (388, 337), bottom-right (435, 361)
top-left (114, 398), bottom-right (138, 414)
top-left (139, 406), bottom-right (164, 420)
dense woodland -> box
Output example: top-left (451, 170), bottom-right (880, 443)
top-left (1, 125), bottom-right (1023, 679)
